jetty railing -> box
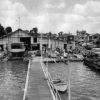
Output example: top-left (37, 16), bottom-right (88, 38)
top-left (41, 62), bottom-right (62, 100)
top-left (23, 60), bottom-right (31, 100)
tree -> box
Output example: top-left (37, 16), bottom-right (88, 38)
top-left (0, 24), bottom-right (6, 37)
top-left (30, 27), bottom-right (38, 37)
top-left (58, 31), bottom-right (63, 38)
top-left (48, 32), bottom-right (52, 39)
top-left (5, 26), bottom-right (12, 34)
top-left (33, 27), bottom-right (38, 34)
top-left (30, 27), bottom-right (38, 34)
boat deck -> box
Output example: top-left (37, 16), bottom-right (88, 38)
top-left (24, 57), bottom-right (54, 100)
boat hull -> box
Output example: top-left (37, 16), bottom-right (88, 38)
top-left (53, 79), bottom-right (68, 94)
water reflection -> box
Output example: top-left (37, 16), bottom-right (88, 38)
top-left (0, 60), bottom-right (28, 100)
top-left (48, 62), bottom-right (100, 100)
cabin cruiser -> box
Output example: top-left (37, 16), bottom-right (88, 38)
top-left (9, 43), bottom-right (25, 59)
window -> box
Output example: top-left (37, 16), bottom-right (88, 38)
top-left (34, 38), bottom-right (37, 43)
top-left (11, 44), bottom-right (21, 49)
top-left (11, 43), bottom-right (24, 49)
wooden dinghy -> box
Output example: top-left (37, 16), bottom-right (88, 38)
top-left (53, 79), bottom-right (68, 93)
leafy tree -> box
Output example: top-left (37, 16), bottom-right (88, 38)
top-left (0, 24), bottom-right (6, 37)
top-left (30, 27), bottom-right (38, 37)
top-left (33, 27), bottom-right (38, 34)
top-left (48, 32), bottom-right (52, 39)
top-left (5, 26), bottom-right (12, 34)
top-left (58, 31), bottom-right (63, 37)
top-left (30, 27), bottom-right (38, 34)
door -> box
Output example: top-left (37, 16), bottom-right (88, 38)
top-left (20, 37), bottom-right (31, 50)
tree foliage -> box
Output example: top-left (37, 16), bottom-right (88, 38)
top-left (0, 24), bottom-right (13, 37)
top-left (30, 27), bottom-right (38, 37)
top-left (58, 31), bottom-right (63, 37)
top-left (33, 27), bottom-right (38, 34)
top-left (30, 27), bottom-right (38, 34)
top-left (48, 32), bottom-right (52, 39)
top-left (5, 26), bottom-right (12, 34)
top-left (0, 24), bottom-right (6, 37)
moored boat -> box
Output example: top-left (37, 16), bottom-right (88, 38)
top-left (68, 54), bottom-right (83, 62)
top-left (53, 78), bottom-right (68, 93)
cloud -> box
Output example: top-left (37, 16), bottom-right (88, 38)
top-left (0, 0), bottom-right (29, 29)
top-left (74, 1), bottom-right (100, 16)
top-left (73, 1), bottom-right (100, 33)
top-left (0, 0), bottom-right (67, 32)
top-left (44, 2), bottom-right (66, 9)
top-left (0, 0), bottom-right (100, 34)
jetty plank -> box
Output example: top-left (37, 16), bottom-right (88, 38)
top-left (25, 57), bottom-right (53, 100)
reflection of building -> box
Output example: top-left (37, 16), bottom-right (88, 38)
top-left (0, 29), bottom-right (68, 52)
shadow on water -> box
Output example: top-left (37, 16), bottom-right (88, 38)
top-left (83, 62), bottom-right (100, 77)
top-left (59, 92), bottom-right (68, 100)
top-left (0, 60), bottom-right (28, 100)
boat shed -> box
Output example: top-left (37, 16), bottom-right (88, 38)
top-left (0, 29), bottom-right (67, 52)
top-left (0, 29), bottom-right (34, 51)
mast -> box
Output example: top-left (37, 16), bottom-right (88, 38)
top-left (18, 16), bottom-right (20, 29)
top-left (68, 64), bottom-right (71, 100)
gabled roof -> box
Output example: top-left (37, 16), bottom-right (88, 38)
top-left (0, 28), bottom-right (32, 39)
top-left (10, 28), bottom-right (31, 36)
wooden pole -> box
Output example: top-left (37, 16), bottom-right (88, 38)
top-left (68, 55), bottom-right (71, 100)
top-left (41, 33), bottom-right (42, 62)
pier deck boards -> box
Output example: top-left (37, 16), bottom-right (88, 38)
top-left (25, 57), bottom-right (53, 100)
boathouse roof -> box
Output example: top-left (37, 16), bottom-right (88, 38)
top-left (0, 28), bottom-right (33, 39)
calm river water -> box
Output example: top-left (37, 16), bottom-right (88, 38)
top-left (0, 60), bottom-right (28, 100)
top-left (0, 60), bottom-right (100, 100)
top-left (48, 62), bottom-right (100, 100)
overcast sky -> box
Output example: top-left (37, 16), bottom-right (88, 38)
top-left (0, 0), bottom-right (100, 34)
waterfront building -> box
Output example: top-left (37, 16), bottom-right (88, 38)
top-left (0, 29), bottom-right (68, 52)
top-left (0, 29), bottom-right (33, 51)
top-left (89, 33), bottom-right (100, 42)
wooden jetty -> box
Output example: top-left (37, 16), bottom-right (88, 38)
top-left (43, 57), bottom-right (68, 63)
top-left (23, 57), bottom-right (63, 100)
